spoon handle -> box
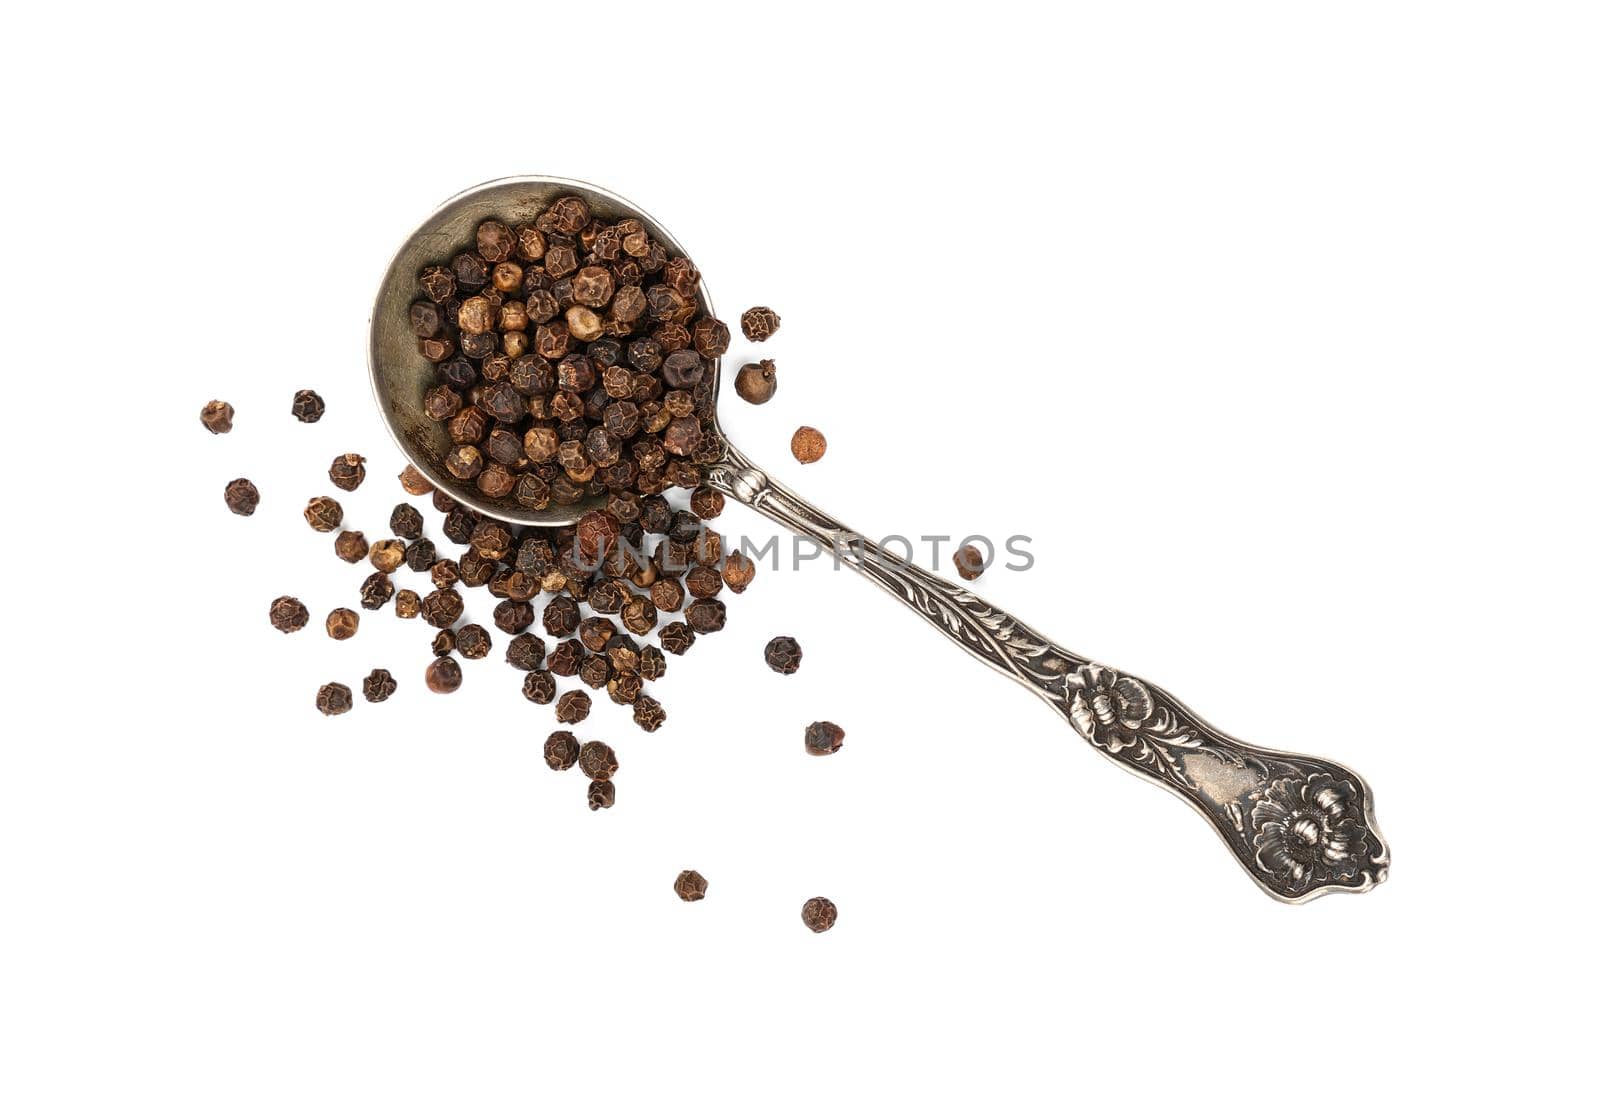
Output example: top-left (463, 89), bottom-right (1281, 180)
top-left (707, 443), bottom-right (1389, 903)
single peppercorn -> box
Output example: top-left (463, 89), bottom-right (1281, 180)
top-left (304, 496), bottom-right (342, 532)
top-left (405, 539), bottom-right (437, 572)
top-left (431, 629), bottom-right (457, 656)
top-left (325, 608), bottom-right (360, 640)
top-left (523, 669), bottom-right (558, 704)
top-left (493, 599), bottom-right (536, 635)
top-left (674, 870), bottom-right (708, 902)
top-left (269, 596), bottom-right (309, 634)
top-left (420, 588), bottom-right (464, 628)
top-left (791, 426), bottom-right (827, 464)
top-left (543, 595), bottom-right (580, 637)
top-left (543, 730), bottom-right (580, 770)
top-left (548, 639), bottom-right (582, 676)
top-left (580, 656), bottom-right (610, 690)
top-left (316, 682), bottom-right (353, 716)
top-left (395, 589), bottom-right (422, 619)
top-left (805, 721), bottom-right (846, 756)
top-left (333, 530), bottom-right (368, 564)
top-left (291, 389), bottom-right (326, 423)
top-left (578, 740), bottom-right (618, 780)
top-left (456, 623), bottom-right (492, 660)
top-left (637, 646), bottom-right (667, 681)
top-left (632, 694), bottom-right (666, 732)
top-left (685, 565), bottom-right (723, 600)
top-left (328, 453), bottom-right (366, 491)
top-left (200, 399), bottom-right (234, 434)
top-left (659, 621), bottom-right (695, 655)
top-left (368, 539), bottom-right (406, 574)
top-left (740, 306), bottom-right (780, 342)
top-left (953, 544), bottom-right (987, 580)
top-left (556, 691), bottom-right (593, 725)
top-left (587, 780), bottom-right (616, 811)
top-left (733, 360), bottom-right (778, 405)
top-left (398, 464), bottom-right (432, 496)
top-left (390, 503), bottom-right (425, 540)
top-left (362, 669), bottom-right (398, 703)
top-left (723, 551), bottom-right (756, 594)
top-left (224, 478), bottom-right (259, 516)
top-left (359, 571), bottom-right (395, 611)
top-left (426, 656), bottom-right (462, 694)
top-left (685, 599), bottom-right (726, 634)
top-left (506, 633), bottom-right (546, 671)
top-left (801, 897), bottom-right (838, 933)
top-left (764, 636), bottom-right (803, 675)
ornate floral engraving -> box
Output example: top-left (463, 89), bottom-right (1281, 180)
top-left (708, 443), bottom-right (1390, 903)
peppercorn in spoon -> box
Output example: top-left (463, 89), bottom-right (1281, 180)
top-left (371, 176), bottom-right (1389, 903)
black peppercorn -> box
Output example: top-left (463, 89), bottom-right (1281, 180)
top-left (426, 656), bottom-right (463, 694)
top-left (421, 588), bottom-right (464, 628)
top-left (606, 673), bottom-right (642, 705)
top-left (689, 485), bottom-right (725, 520)
top-left (395, 589), bottom-right (422, 619)
top-left (269, 596), bottom-right (309, 634)
top-left (578, 740), bottom-right (618, 780)
top-left (543, 730), bottom-right (580, 770)
top-left (543, 595), bottom-right (580, 637)
top-left (579, 656), bottom-right (610, 690)
top-left (292, 389), bottom-right (326, 423)
top-left (224, 478), bottom-right (259, 516)
top-left (674, 870), bottom-right (708, 902)
top-left (317, 682), bottom-right (353, 716)
top-left (587, 780), bottom-right (615, 811)
top-left (453, 624), bottom-right (489, 660)
top-left (405, 539), bottom-right (437, 572)
top-left (200, 399), bottom-right (234, 434)
top-left (801, 897), bottom-right (838, 933)
top-left (632, 694), bottom-right (666, 732)
top-left (328, 453), bottom-right (366, 492)
top-left (390, 503), bottom-right (425, 540)
top-left (304, 496), bottom-right (342, 532)
top-left (684, 599), bottom-right (726, 634)
top-left (740, 306), bottom-right (780, 342)
top-left (638, 646), bottom-right (667, 681)
top-left (723, 551), bottom-right (756, 594)
top-left (548, 639), bottom-right (583, 676)
top-left (577, 617), bottom-right (615, 653)
top-left (523, 669), bottom-right (558, 704)
top-left (764, 636), bottom-right (803, 675)
top-left (659, 621), bottom-right (695, 655)
top-left (733, 360), bottom-right (777, 405)
top-left (398, 464), bottom-right (433, 496)
top-left (367, 539), bottom-right (405, 574)
top-left (620, 597), bottom-right (657, 636)
top-left (334, 530), bottom-right (368, 564)
top-left (359, 571), bottom-right (395, 611)
top-left (363, 669), bottom-right (398, 703)
top-left (493, 599), bottom-right (535, 635)
top-left (506, 633), bottom-right (546, 671)
top-left (556, 691), bottom-right (592, 725)
top-left (431, 629), bottom-right (456, 656)
top-left (805, 721), bottom-right (845, 756)
top-left (684, 565), bottom-right (723, 600)
top-left (326, 607), bottom-right (360, 640)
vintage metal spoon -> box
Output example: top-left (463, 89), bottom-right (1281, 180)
top-left (370, 176), bottom-right (1390, 903)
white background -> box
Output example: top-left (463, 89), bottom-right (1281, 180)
top-left (2, 2), bottom-right (1597, 1093)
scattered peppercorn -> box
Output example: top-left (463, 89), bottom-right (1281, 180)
top-left (456, 623), bottom-right (492, 659)
top-left (587, 780), bottom-right (616, 811)
top-left (674, 870), bottom-right (708, 902)
top-left (953, 544), bottom-right (987, 580)
top-left (395, 589), bottom-right (421, 619)
top-left (523, 669), bottom-right (557, 704)
top-left (390, 503), bottom-right (425, 540)
top-left (269, 596), bottom-right (309, 634)
top-left (764, 636), bottom-right (803, 675)
top-left (326, 608), bottom-right (360, 640)
top-left (200, 400), bottom-right (234, 434)
top-left (359, 571), bottom-right (394, 610)
top-left (723, 551), bottom-right (756, 594)
top-left (304, 496), bottom-right (342, 532)
top-left (685, 599), bottom-right (726, 634)
top-left (659, 622), bottom-right (696, 655)
top-left (801, 897), bottom-right (838, 933)
top-left (363, 669), bottom-right (398, 703)
top-left (398, 464), bottom-right (433, 495)
top-left (431, 629), bottom-right (457, 656)
top-left (291, 389), bottom-right (325, 423)
top-left (316, 682), bottom-right (353, 716)
top-left (544, 730), bottom-right (580, 770)
top-left (334, 530), bottom-right (369, 564)
top-left (426, 656), bottom-right (462, 694)
top-left (633, 695), bottom-right (666, 732)
top-left (556, 691), bottom-right (592, 725)
top-left (791, 426), bottom-right (827, 464)
top-left (733, 360), bottom-right (777, 404)
top-left (368, 539), bottom-right (406, 574)
top-left (328, 453), bottom-right (366, 491)
top-left (224, 478), bottom-right (259, 515)
top-left (740, 307), bottom-right (780, 342)
top-left (421, 588), bottom-right (464, 628)
top-left (805, 721), bottom-right (845, 756)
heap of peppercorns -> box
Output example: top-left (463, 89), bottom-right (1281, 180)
top-left (409, 196), bottom-right (730, 513)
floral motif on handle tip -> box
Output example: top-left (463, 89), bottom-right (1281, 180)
top-left (1251, 774), bottom-right (1371, 893)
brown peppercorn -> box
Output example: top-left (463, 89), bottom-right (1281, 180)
top-left (650, 578), bottom-right (685, 613)
top-left (426, 656), bottom-right (463, 694)
top-left (448, 406), bottom-right (488, 444)
top-left (516, 225), bottom-right (547, 262)
top-left (410, 300), bottom-right (442, 337)
top-left (420, 588), bottom-right (465, 628)
top-left (368, 539), bottom-right (406, 574)
top-left (418, 265), bottom-right (456, 302)
top-left (224, 478), bottom-right (259, 516)
top-left (304, 496), bottom-right (343, 532)
top-left (632, 694), bottom-right (667, 732)
top-left (684, 565), bottom-right (723, 600)
top-left (269, 596), bottom-right (309, 634)
top-left (543, 730), bottom-right (580, 770)
top-left (689, 486), bottom-right (725, 520)
top-left (326, 608), bottom-right (360, 641)
top-left (360, 572), bottom-right (394, 612)
top-left (334, 530), bottom-right (369, 564)
top-left (476, 219), bottom-right (515, 263)
top-left (764, 636), bottom-right (803, 675)
top-left (684, 598), bottom-right (726, 634)
top-left (431, 629), bottom-right (456, 656)
top-left (200, 399), bottom-right (234, 434)
top-left (953, 544), bottom-right (987, 580)
top-left (579, 655), bottom-right (610, 690)
top-left (722, 550), bottom-right (756, 594)
top-left (291, 389), bottom-right (326, 423)
top-left (362, 668), bottom-right (398, 703)
top-left (493, 599), bottom-right (536, 636)
top-left (316, 682), bottom-right (353, 716)
top-left (674, 869), bottom-right (708, 902)
top-left (395, 589), bottom-right (422, 619)
top-left (555, 691), bottom-right (592, 725)
top-left (456, 623), bottom-right (492, 660)
top-left (543, 595), bottom-right (580, 637)
top-left (805, 721), bottom-right (846, 756)
top-left (424, 385), bottom-right (463, 421)
top-left (734, 360), bottom-right (777, 405)
top-left (587, 780), bottom-right (616, 811)
top-left (620, 597), bottom-right (657, 636)
top-left (801, 897), bottom-right (838, 933)
top-left (444, 445), bottom-right (485, 481)
top-left (458, 551), bottom-right (495, 587)
top-left (638, 646), bottom-right (667, 681)
top-left (691, 316), bottom-right (731, 359)
top-left (506, 633), bottom-right (546, 671)
top-left (523, 669), bottom-right (558, 704)
top-left (578, 740), bottom-right (618, 780)
top-left (740, 306), bottom-right (781, 342)
top-left (543, 195), bottom-right (591, 235)
top-left (574, 510), bottom-right (621, 564)
top-left (577, 616), bottom-right (615, 653)
top-left (398, 464), bottom-right (433, 496)
top-left (548, 639), bottom-right (583, 676)
top-left (388, 503), bottom-right (424, 540)
top-left (663, 415), bottom-right (702, 457)
top-left (659, 621), bottom-right (696, 655)
top-left (791, 426), bottom-right (827, 464)
top-left (430, 559), bottom-right (461, 589)
top-left (478, 463), bottom-right (516, 498)
top-left (572, 265), bottom-right (615, 308)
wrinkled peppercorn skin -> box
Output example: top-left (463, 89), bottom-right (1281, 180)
top-left (674, 870), bottom-right (708, 902)
top-left (801, 897), bottom-right (838, 933)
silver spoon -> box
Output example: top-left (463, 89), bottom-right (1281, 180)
top-left (370, 176), bottom-right (1389, 903)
